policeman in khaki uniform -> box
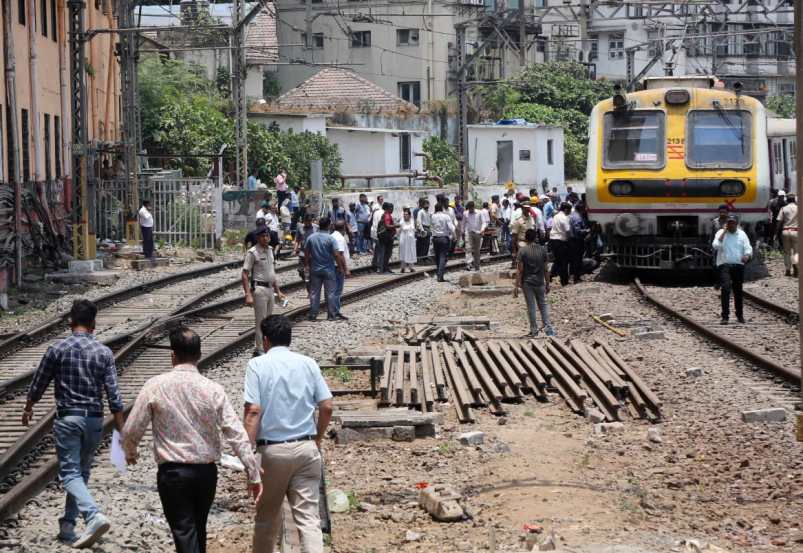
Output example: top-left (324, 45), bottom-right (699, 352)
top-left (242, 227), bottom-right (287, 355)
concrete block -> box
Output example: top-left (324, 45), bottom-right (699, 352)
top-left (635, 330), bottom-right (666, 340)
top-left (418, 485), bottom-right (464, 522)
top-left (686, 367), bottom-right (703, 377)
top-left (68, 259), bottom-right (104, 272)
top-left (741, 408), bottom-right (787, 423)
top-left (335, 427), bottom-right (393, 444)
top-left (459, 431), bottom-right (485, 445)
top-left (460, 285), bottom-right (515, 297)
top-left (647, 427), bottom-right (663, 444)
top-left (584, 408), bottom-right (606, 424)
top-left (46, 270), bottom-right (120, 285)
top-left (391, 426), bottom-right (416, 442)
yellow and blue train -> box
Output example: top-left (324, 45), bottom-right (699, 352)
top-left (585, 76), bottom-right (794, 270)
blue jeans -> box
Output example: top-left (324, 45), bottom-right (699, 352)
top-left (433, 236), bottom-right (450, 281)
top-left (356, 222), bottom-right (367, 253)
top-left (332, 271), bottom-right (345, 315)
top-left (54, 415), bottom-right (104, 525)
top-left (522, 283), bottom-right (553, 335)
top-left (309, 270), bottom-right (337, 319)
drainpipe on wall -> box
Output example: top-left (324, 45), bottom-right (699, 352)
top-left (58, 0), bottom-right (70, 180)
top-left (3, 0), bottom-right (23, 288)
top-left (28, 0), bottom-right (43, 186)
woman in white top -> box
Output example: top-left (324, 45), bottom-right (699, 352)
top-left (399, 207), bottom-right (417, 272)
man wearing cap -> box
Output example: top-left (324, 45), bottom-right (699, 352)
top-left (712, 215), bottom-right (752, 324)
top-left (509, 202), bottom-right (536, 267)
top-left (776, 193), bottom-right (798, 277)
top-left (243, 227), bottom-right (287, 356)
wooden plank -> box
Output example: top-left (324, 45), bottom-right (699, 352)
top-left (379, 349), bottom-right (393, 402)
top-left (463, 342), bottom-right (506, 402)
top-left (419, 344), bottom-right (435, 411)
top-left (441, 343), bottom-right (483, 407)
top-left (409, 350), bottom-right (420, 406)
top-left (451, 343), bottom-right (483, 397)
top-left (394, 349), bottom-right (405, 406)
top-left (429, 342), bottom-right (448, 400)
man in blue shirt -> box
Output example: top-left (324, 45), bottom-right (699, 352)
top-left (712, 215), bottom-right (753, 324)
top-left (243, 315), bottom-right (333, 553)
top-left (304, 217), bottom-right (348, 321)
top-left (354, 194), bottom-right (372, 254)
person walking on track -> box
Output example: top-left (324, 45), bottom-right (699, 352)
top-left (243, 227), bottom-right (287, 356)
top-left (463, 201), bottom-right (486, 271)
top-left (23, 299), bottom-right (125, 548)
top-left (123, 327), bottom-right (262, 553)
top-left (243, 315), bottom-right (333, 553)
top-left (305, 217), bottom-right (348, 321)
top-left (777, 193), bottom-right (798, 277)
top-left (712, 215), bottom-right (753, 325)
top-left (431, 203), bottom-right (455, 282)
top-left (514, 229), bottom-right (555, 337)
top-left (139, 199), bottom-right (155, 260)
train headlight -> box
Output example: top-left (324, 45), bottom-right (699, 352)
top-left (614, 213), bottom-right (640, 237)
top-left (719, 180), bottom-right (745, 196)
top-left (665, 89), bottom-right (690, 105)
top-left (609, 181), bottom-right (634, 196)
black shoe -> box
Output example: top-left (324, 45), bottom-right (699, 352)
top-left (720, 318), bottom-right (729, 325)
top-left (335, 314), bottom-right (349, 321)
top-left (786, 269), bottom-right (792, 277)
top-left (737, 316), bottom-right (746, 324)
top-left (307, 315), bottom-right (317, 321)
top-left (383, 270), bottom-right (395, 274)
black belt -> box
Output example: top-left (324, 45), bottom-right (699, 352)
top-left (256, 435), bottom-right (315, 446)
top-left (57, 408), bottom-right (103, 418)
top-left (254, 281), bottom-right (273, 287)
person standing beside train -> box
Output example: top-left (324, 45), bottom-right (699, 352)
top-left (712, 215), bottom-right (752, 325)
top-left (776, 194), bottom-right (798, 277)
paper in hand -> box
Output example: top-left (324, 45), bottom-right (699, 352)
top-left (110, 430), bottom-right (127, 474)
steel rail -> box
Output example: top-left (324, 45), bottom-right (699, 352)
top-left (742, 289), bottom-right (799, 324)
top-left (0, 259), bottom-right (243, 358)
top-left (0, 263), bottom-right (298, 399)
top-left (633, 277), bottom-right (800, 384)
top-left (0, 254), bottom-right (508, 521)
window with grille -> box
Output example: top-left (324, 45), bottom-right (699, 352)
top-left (350, 31), bottom-right (371, 48)
top-left (398, 81), bottom-right (421, 107)
top-left (41, 0), bottom-right (47, 37)
top-left (396, 29), bottom-right (419, 46)
top-left (54, 115), bottom-right (61, 179)
top-left (400, 134), bottom-right (411, 171)
top-left (588, 34), bottom-right (598, 61)
top-left (21, 109), bottom-right (30, 182)
top-left (44, 114), bottom-right (51, 181)
top-left (301, 32), bottom-right (324, 49)
top-left (608, 33), bottom-right (624, 59)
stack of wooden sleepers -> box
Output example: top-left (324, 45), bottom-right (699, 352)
top-left (378, 338), bottom-right (661, 424)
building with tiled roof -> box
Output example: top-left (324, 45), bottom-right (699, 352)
top-left (271, 68), bottom-right (418, 114)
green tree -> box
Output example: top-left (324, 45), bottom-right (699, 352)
top-left (767, 95), bottom-right (795, 118)
top-left (423, 136), bottom-right (460, 185)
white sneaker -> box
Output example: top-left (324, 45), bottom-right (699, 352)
top-left (72, 513), bottom-right (110, 549)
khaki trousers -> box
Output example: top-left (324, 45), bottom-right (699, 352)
top-left (782, 229), bottom-right (798, 272)
top-left (253, 441), bottom-right (323, 553)
top-left (254, 285), bottom-right (275, 351)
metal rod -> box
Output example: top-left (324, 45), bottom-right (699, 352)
top-left (796, 0), bottom-right (803, 420)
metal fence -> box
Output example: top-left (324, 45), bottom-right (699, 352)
top-left (96, 176), bottom-right (222, 250)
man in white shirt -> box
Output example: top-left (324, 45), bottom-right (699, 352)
top-left (256, 200), bottom-right (270, 222)
top-left (430, 203), bottom-right (456, 282)
top-left (549, 202), bottom-right (573, 286)
top-left (463, 201), bottom-right (487, 271)
top-left (712, 215), bottom-right (753, 324)
top-left (330, 220), bottom-right (351, 319)
top-left (369, 196), bottom-right (384, 270)
top-left (776, 194), bottom-right (798, 277)
top-left (138, 200), bottom-right (155, 260)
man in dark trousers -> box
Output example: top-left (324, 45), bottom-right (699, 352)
top-left (305, 217), bottom-right (348, 321)
top-left (123, 327), bottom-right (262, 553)
top-left (712, 215), bottom-right (753, 324)
top-left (138, 199), bottom-right (155, 260)
top-left (514, 228), bottom-right (555, 336)
top-left (376, 203), bottom-right (397, 274)
top-left (23, 300), bottom-right (125, 548)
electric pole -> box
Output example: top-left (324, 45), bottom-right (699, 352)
top-left (232, 0), bottom-right (248, 188)
top-left (456, 24), bottom-right (468, 200)
top-left (794, 0), bottom-right (803, 438)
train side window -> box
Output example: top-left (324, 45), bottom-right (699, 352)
top-left (790, 140), bottom-right (797, 167)
top-left (686, 110), bottom-right (752, 169)
top-left (603, 110), bottom-right (666, 169)
top-left (773, 142), bottom-right (783, 173)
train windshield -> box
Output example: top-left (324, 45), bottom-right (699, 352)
top-left (603, 110), bottom-right (665, 169)
top-left (687, 110), bottom-right (752, 169)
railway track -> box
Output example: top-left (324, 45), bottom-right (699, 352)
top-left (634, 278), bottom-right (801, 407)
top-left (0, 253), bottom-right (504, 522)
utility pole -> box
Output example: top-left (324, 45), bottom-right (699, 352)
top-left (518, 1), bottom-right (526, 67)
top-left (232, 0), bottom-right (247, 188)
top-left (794, 0), bottom-right (803, 440)
top-left (2, 0), bottom-right (22, 286)
top-left (118, 0), bottom-right (140, 243)
top-left (578, 0), bottom-right (589, 63)
top-left (456, 24), bottom-right (468, 200)
top-left (68, 0), bottom-right (92, 261)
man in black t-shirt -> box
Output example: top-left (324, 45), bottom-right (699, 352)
top-left (514, 228), bottom-right (555, 337)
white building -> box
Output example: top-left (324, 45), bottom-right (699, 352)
top-left (468, 123), bottom-right (564, 190)
top-left (249, 112), bottom-right (327, 135)
top-left (328, 127), bottom-right (426, 186)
